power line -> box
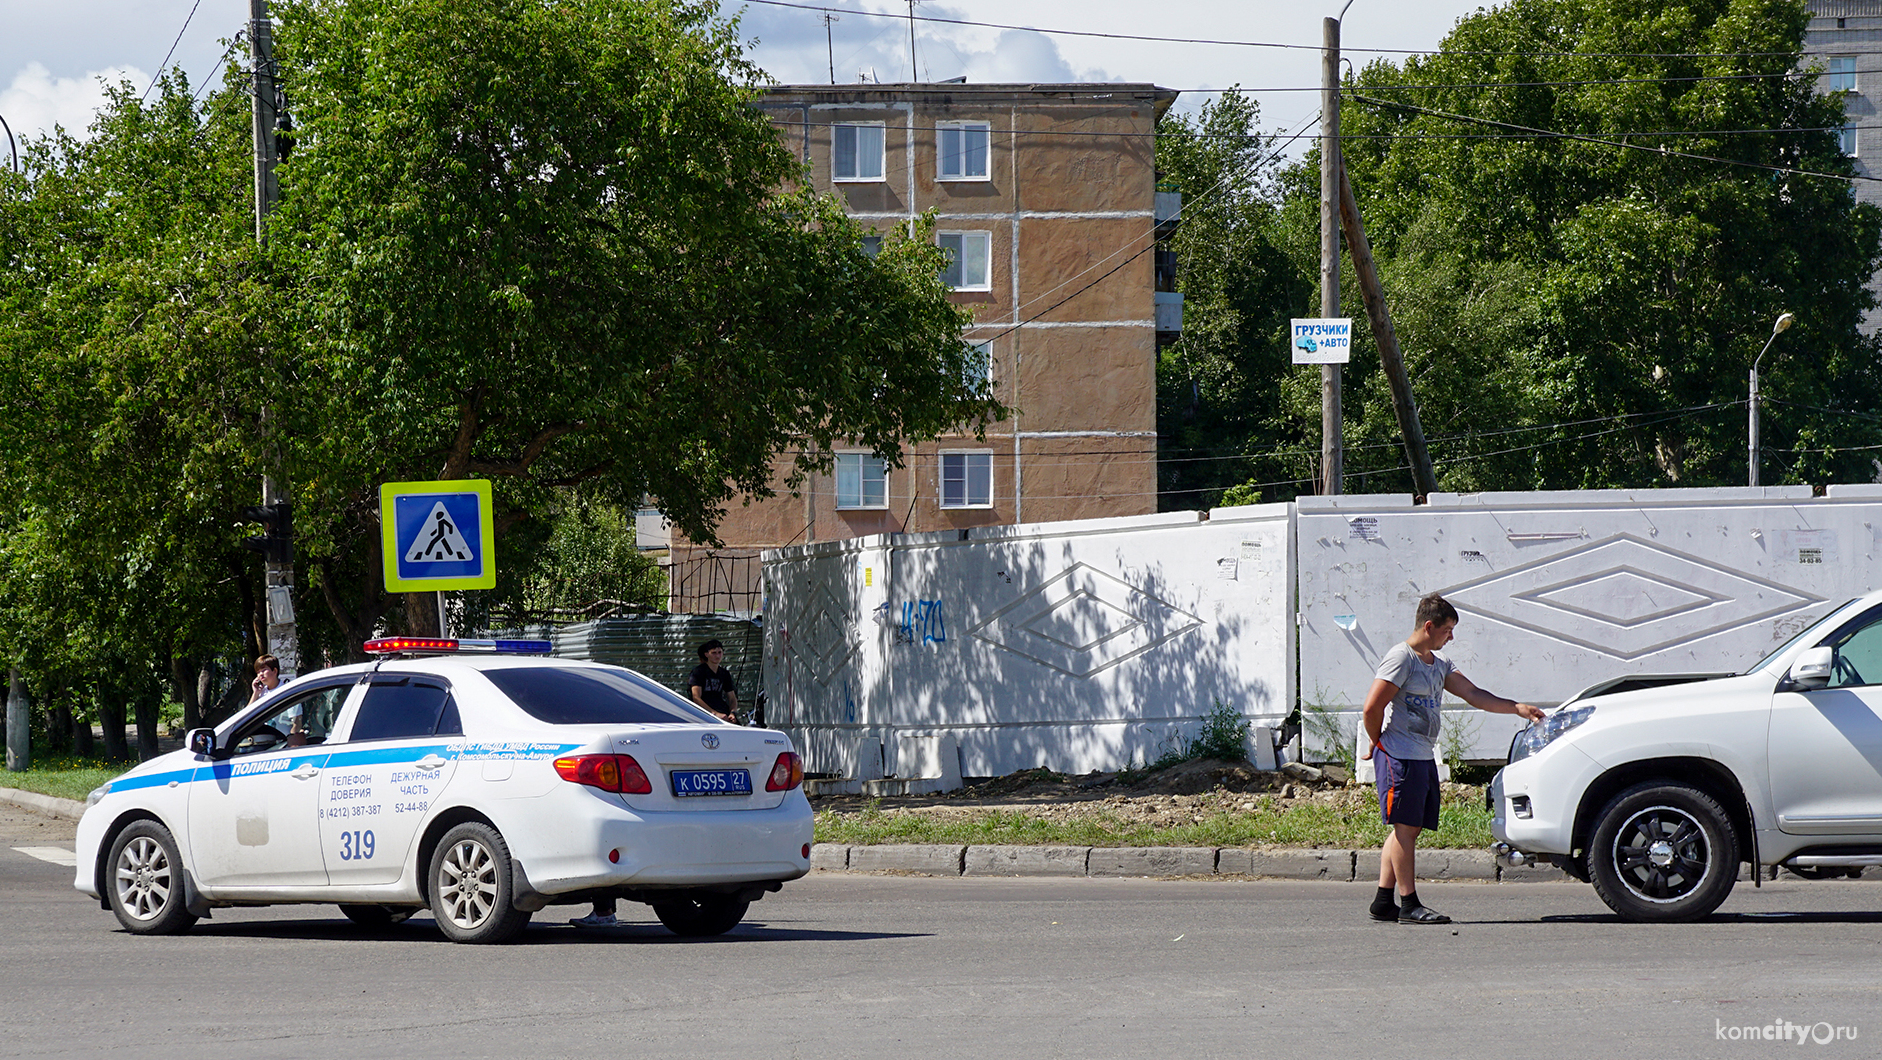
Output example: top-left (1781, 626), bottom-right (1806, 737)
top-left (142, 0), bottom-right (206, 104)
top-left (737, 0), bottom-right (1800, 59)
top-left (765, 114), bottom-right (1853, 144)
top-left (1352, 93), bottom-right (1876, 184)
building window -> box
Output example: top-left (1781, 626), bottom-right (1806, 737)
top-left (1841, 122), bottom-right (1859, 156)
top-left (937, 121), bottom-right (991, 180)
top-left (963, 341), bottom-right (992, 387)
top-left (940, 451), bottom-right (993, 509)
top-left (835, 453), bottom-right (889, 509)
top-left (833, 123), bottom-right (885, 182)
top-left (861, 234), bottom-right (883, 258)
top-left (939, 231), bottom-right (992, 291)
top-left (1830, 56), bottom-right (1857, 93)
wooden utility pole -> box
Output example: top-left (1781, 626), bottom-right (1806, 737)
top-left (251, 0), bottom-right (300, 675)
top-left (1319, 16), bottom-right (1343, 496)
top-left (1338, 165), bottom-right (1438, 498)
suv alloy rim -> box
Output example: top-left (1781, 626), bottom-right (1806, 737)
top-left (1610, 804), bottom-right (1710, 903)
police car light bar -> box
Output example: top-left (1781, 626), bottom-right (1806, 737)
top-left (363, 637), bottom-right (554, 655)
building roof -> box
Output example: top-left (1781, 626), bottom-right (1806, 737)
top-left (762, 82), bottom-right (1180, 118)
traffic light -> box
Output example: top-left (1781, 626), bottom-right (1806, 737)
top-left (240, 502), bottom-right (294, 565)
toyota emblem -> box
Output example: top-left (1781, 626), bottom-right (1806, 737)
top-left (701, 732), bottom-right (721, 750)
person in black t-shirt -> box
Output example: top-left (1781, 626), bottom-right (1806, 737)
top-left (689, 640), bottom-right (739, 723)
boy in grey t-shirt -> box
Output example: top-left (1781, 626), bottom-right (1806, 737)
top-left (1360, 593), bottom-right (1543, 924)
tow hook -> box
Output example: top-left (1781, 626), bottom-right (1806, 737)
top-left (1491, 842), bottom-right (1537, 869)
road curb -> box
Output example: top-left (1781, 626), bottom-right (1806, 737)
top-left (0, 786), bottom-right (86, 821)
top-left (812, 842), bottom-right (1568, 883)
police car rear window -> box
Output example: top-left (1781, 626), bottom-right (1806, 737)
top-left (483, 666), bottom-right (715, 725)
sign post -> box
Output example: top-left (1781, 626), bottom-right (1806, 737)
top-left (380, 482), bottom-right (498, 636)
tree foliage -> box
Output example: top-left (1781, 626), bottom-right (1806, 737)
top-left (1192, 0), bottom-right (1882, 504)
top-left (0, 0), bottom-right (997, 757)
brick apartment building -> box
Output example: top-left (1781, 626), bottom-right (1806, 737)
top-left (664, 82), bottom-right (1182, 612)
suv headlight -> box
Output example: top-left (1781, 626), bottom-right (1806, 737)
top-left (85, 781), bottom-right (112, 808)
top-left (1508, 706), bottom-right (1595, 764)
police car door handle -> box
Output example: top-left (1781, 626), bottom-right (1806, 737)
top-left (290, 763), bottom-right (320, 780)
top-left (414, 755), bottom-right (448, 770)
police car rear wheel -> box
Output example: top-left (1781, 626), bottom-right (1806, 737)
top-left (428, 822), bottom-right (532, 944)
top-left (107, 821), bottom-right (198, 936)
top-left (338, 904), bottom-right (416, 928)
top-left (652, 894), bottom-right (750, 937)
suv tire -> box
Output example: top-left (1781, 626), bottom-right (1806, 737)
top-left (1588, 781), bottom-right (1737, 922)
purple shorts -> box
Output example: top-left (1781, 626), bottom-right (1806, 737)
top-left (1374, 750), bottom-right (1441, 831)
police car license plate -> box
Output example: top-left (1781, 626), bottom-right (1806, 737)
top-left (671, 769), bottom-right (752, 797)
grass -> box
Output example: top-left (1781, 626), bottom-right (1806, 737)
top-left (815, 786), bottom-right (1494, 850)
top-left (0, 755), bottom-right (129, 803)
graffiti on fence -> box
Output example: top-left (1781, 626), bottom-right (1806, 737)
top-left (896, 600), bottom-right (948, 646)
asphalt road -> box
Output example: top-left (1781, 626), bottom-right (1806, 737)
top-left (4, 804), bottom-right (1878, 1059)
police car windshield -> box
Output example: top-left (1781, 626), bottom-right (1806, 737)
top-left (483, 665), bottom-right (718, 726)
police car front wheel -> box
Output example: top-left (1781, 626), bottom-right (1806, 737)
top-left (428, 822), bottom-right (533, 944)
top-left (107, 820), bottom-right (198, 936)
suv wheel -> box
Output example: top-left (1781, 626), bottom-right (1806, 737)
top-left (1588, 782), bottom-right (1737, 922)
top-left (107, 820), bottom-right (199, 935)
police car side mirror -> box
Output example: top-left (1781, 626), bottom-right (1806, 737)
top-left (186, 728), bottom-right (220, 759)
top-left (1789, 646), bottom-right (1835, 690)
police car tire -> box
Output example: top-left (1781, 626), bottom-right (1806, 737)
top-left (651, 894), bottom-right (750, 937)
top-left (428, 822), bottom-right (533, 944)
top-left (106, 820), bottom-right (198, 936)
top-left (338, 904), bottom-right (417, 928)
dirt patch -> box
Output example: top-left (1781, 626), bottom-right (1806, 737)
top-left (810, 758), bottom-right (1424, 833)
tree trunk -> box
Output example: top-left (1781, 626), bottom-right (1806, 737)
top-left (197, 665), bottom-right (216, 727)
top-left (171, 655), bottom-right (204, 731)
top-left (133, 690), bottom-right (161, 761)
top-left (47, 700), bottom-right (71, 757)
top-left (72, 709), bottom-right (94, 758)
top-left (97, 696), bottom-right (129, 762)
top-left (7, 669), bottom-right (30, 772)
top-left (404, 591), bottom-right (442, 637)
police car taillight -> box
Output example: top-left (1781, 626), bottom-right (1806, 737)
top-left (554, 754), bottom-right (653, 795)
top-left (765, 751), bottom-right (804, 792)
top-left (363, 637), bottom-right (553, 655)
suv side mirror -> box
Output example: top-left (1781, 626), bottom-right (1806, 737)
top-left (1790, 646), bottom-right (1835, 690)
top-left (186, 728), bottom-right (220, 758)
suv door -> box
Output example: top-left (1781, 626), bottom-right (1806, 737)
top-left (1768, 606), bottom-right (1882, 836)
top-left (187, 681), bottom-right (357, 889)
top-left (318, 674), bottom-right (463, 886)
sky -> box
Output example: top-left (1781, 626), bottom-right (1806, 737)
top-left (0, 0), bottom-right (1494, 159)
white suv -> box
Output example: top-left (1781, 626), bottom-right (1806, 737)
top-left (1492, 591), bottom-right (1882, 921)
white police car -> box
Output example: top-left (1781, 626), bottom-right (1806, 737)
top-left (75, 637), bottom-right (812, 943)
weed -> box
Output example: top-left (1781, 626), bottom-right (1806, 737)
top-left (1300, 691), bottom-right (1355, 772)
top-left (1439, 709), bottom-right (1480, 778)
top-left (1186, 699), bottom-right (1251, 762)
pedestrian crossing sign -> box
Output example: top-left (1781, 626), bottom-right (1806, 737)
top-left (380, 480), bottom-right (498, 592)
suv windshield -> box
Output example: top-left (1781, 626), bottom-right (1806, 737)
top-left (482, 665), bottom-right (718, 725)
top-left (1739, 599), bottom-right (1857, 675)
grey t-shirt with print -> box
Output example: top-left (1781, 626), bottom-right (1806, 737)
top-left (1373, 640), bottom-right (1455, 761)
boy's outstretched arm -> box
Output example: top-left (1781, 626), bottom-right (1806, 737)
top-left (1444, 672), bottom-right (1545, 723)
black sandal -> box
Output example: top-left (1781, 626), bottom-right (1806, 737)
top-left (1398, 904), bottom-right (1452, 924)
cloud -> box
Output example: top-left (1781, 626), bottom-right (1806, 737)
top-left (732, 0), bottom-right (1107, 86)
top-left (0, 62), bottom-right (148, 147)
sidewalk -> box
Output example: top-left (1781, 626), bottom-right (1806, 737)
top-left (810, 842), bottom-right (1566, 882)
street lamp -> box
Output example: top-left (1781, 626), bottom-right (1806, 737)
top-left (0, 110), bottom-right (16, 175)
top-left (1748, 311), bottom-right (1796, 487)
